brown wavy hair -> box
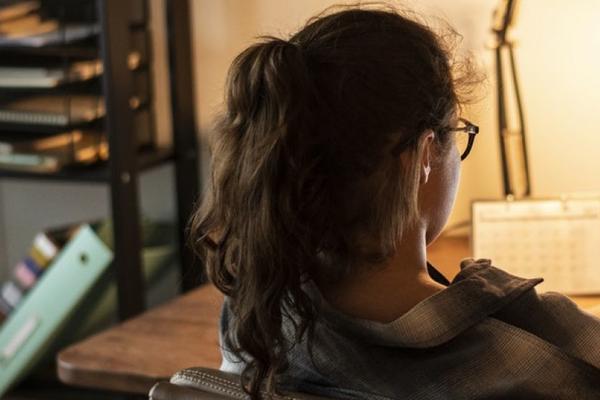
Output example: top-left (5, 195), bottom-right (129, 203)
top-left (189, 4), bottom-right (480, 398)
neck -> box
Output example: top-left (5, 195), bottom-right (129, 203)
top-left (319, 227), bottom-right (446, 323)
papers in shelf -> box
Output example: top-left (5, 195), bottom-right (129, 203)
top-left (0, 1), bottom-right (40, 23)
top-left (0, 23), bottom-right (99, 47)
top-left (0, 130), bottom-right (108, 173)
top-left (0, 60), bottom-right (103, 88)
top-left (0, 1), bottom-right (98, 47)
top-left (0, 95), bottom-right (105, 126)
top-left (0, 13), bottom-right (57, 38)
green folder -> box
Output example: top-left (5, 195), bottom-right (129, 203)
top-left (0, 225), bottom-right (113, 396)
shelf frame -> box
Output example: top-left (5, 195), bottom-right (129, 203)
top-left (98, 0), bottom-right (145, 319)
top-left (0, 0), bottom-right (202, 321)
top-left (166, 0), bottom-right (202, 291)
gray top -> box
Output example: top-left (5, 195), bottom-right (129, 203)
top-left (220, 259), bottom-right (600, 399)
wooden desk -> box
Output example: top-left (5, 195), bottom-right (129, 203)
top-left (57, 284), bottom-right (223, 394)
top-left (57, 235), bottom-right (600, 394)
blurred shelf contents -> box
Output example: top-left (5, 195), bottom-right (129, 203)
top-left (0, 0), bottom-right (201, 391)
top-left (0, 224), bottom-right (77, 322)
top-left (0, 23), bottom-right (99, 48)
top-left (0, 129), bottom-right (107, 173)
top-left (0, 1), bottom-right (98, 48)
top-left (0, 60), bottom-right (102, 88)
top-left (0, 0), bottom-right (155, 175)
top-left (0, 95), bottom-right (105, 126)
top-left (0, 218), bottom-right (178, 396)
top-left (0, 3), bottom-right (200, 381)
top-left (0, 223), bottom-right (114, 396)
top-left (0, 1), bottom-right (39, 22)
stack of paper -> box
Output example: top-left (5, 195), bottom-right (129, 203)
top-left (0, 60), bottom-right (103, 88)
top-left (0, 1), bottom-right (39, 22)
top-left (0, 130), bottom-right (108, 173)
top-left (0, 95), bottom-right (105, 126)
top-left (0, 1), bottom-right (98, 48)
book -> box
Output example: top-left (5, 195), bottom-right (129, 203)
top-left (4, 226), bottom-right (75, 307)
top-left (56, 220), bottom-right (177, 347)
top-left (0, 220), bottom-right (175, 395)
top-left (31, 232), bottom-right (59, 264)
top-left (13, 259), bottom-right (39, 291)
top-left (0, 60), bottom-right (103, 88)
top-left (0, 95), bottom-right (105, 126)
top-left (25, 232), bottom-right (59, 272)
top-left (0, 225), bottom-right (113, 396)
top-left (0, 282), bottom-right (23, 312)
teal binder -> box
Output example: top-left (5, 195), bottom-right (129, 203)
top-left (0, 225), bottom-right (113, 396)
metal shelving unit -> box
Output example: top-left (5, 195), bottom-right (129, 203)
top-left (0, 0), bottom-right (201, 320)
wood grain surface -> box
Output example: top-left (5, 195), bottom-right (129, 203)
top-left (57, 284), bottom-right (223, 394)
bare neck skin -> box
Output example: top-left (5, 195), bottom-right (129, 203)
top-left (320, 130), bottom-right (459, 323)
top-left (320, 225), bottom-right (446, 323)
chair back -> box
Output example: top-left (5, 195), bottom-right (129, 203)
top-left (149, 367), bottom-right (333, 400)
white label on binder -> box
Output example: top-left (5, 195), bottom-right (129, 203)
top-left (0, 315), bottom-right (40, 363)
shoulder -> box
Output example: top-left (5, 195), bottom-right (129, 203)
top-left (462, 259), bottom-right (600, 334)
top-left (492, 281), bottom-right (600, 369)
top-left (455, 259), bottom-right (600, 368)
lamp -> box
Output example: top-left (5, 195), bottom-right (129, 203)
top-left (492, 0), bottom-right (531, 198)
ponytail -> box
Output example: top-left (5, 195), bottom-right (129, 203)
top-left (191, 37), bottom-right (321, 398)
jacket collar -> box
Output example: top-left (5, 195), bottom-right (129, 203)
top-left (307, 259), bottom-right (543, 348)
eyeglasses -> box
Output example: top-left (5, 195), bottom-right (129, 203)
top-left (448, 118), bottom-right (479, 161)
top-left (389, 118), bottom-right (480, 160)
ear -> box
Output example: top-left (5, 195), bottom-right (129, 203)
top-left (419, 130), bottom-right (435, 185)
